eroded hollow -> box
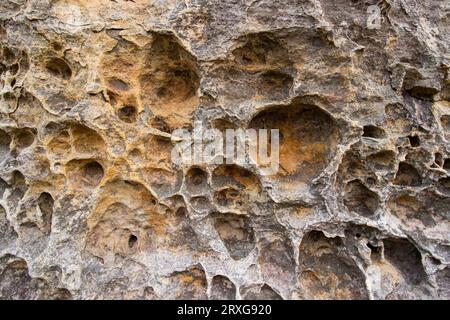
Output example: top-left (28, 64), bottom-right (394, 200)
top-left (444, 159), bottom-right (450, 172)
top-left (214, 187), bottom-right (242, 209)
top-left (70, 124), bottom-right (106, 155)
top-left (37, 192), bottom-right (54, 233)
top-left (213, 213), bottom-right (255, 260)
top-left (249, 101), bottom-right (339, 188)
top-left (139, 33), bottom-right (200, 128)
top-left (383, 238), bottom-right (427, 285)
top-left (128, 234), bottom-right (138, 248)
top-left (67, 160), bottom-right (104, 189)
top-left (366, 150), bottom-right (396, 170)
top-left (118, 106), bottom-right (137, 123)
top-left (434, 153), bottom-right (443, 167)
top-left (45, 58), bottom-right (72, 80)
top-left (258, 235), bottom-right (296, 291)
top-left (185, 167), bottom-right (208, 194)
top-left (108, 78), bottom-right (130, 91)
top-left (297, 230), bottom-right (368, 300)
top-left (167, 266), bottom-right (207, 300)
top-left (388, 190), bottom-right (450, 231)
top-left (257, 71), bottom-right (293, 100)
top-left (9, 170), bottom-right (27, 203)
top-left (406, 86), bottom-right (438, 101)
top-left (85, 180), bottom-right (165, 258)
top-left (82, 162), bottom-right (104, 187)
top-left (344, 179), bottom-right (379, 217)
top-left (362, 125), bottom-right (386, 139)
top-left (240, 284), bottom-right (282, 300)
top-left (190, 196), bottom-right (212, 213)
top-left (0, 256), bottom-right (72, 300)
top-left (13, 129), bottom-right (35, 150)
top-left (0, 129), bottom-right (11, 159)
top-left (441, 115), bottom-right (450, 136)
top-left (232, 33), bottom-right (289, 70)
top-left (210, 275), bottom-right (236, 300)
top-left (0, 178), bottom-right (8, 198)
top-left (408, 135), bottom-right (420, 147)
top-left (393, 162), bottom-right (421, 186)
top-left (438, 177), bottom-right (450, 195)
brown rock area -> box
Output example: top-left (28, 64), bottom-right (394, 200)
top-left (0, 0), bottom-right (449, 300)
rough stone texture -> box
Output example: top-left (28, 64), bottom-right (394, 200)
top-left (0, 0), bottom-right (449, 300)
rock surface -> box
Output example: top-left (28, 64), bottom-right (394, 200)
top-left (0, 0), bottom-right (449, 300)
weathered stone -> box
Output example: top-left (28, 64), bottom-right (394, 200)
top-left (0, 0), bottom-right (449, 300)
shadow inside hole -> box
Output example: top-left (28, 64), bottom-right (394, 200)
top-left (118, 106), bottom-right (137, 123)
top-left (128, 234), bottom-right (138, 248)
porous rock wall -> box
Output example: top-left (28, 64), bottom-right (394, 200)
top-left (0, 0), bottom-right (449, 300)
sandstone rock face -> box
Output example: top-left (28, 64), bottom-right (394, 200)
top-left (0, 0), bottom-right (449, 300)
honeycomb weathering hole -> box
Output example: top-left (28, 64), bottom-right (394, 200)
top-left (214, 188), bottom-right (242, 208)
top-left (0, 129), bottom-right (11, 158)
top-left (444, 159), bottom-right (450, 171)
top-left (408, 135), bottom-right (420, 147)
top-left (438, 177), bottom-right (450, 195)
top-left (168, 266), bottom-right (208, 299)
top-left (71, 124), bottom-right (106, 155)
top-left (118, 106), bottom-right (137, 123)
top-left (128, 234), bottom-right (138, 248)
top-left (37, 192), bottom-right (54, 233)
top-left (240, 284), bottom-right (283, 300)
top-left (257, 71), bottom-right (293, 99)
top-left (232, 33), bottom-right (289, 70)
top-left (383, 238), bottom-right (427, 285)
top-left (249, 102), bottom-right (339, 188)
top-left (362, 125), bottom-right (386, 139)
top-left (213, 213), bottom-right (255, 260)
top-left (139, 34), bottom-right (200, 128)
top-left (108, 78), bottom-right (130, 91)
top-left (82, 162), bottom-right (104, 187)
top-left (210, 275), bottom-right (236, 300)
top-left (297, 230), bottom-right (368, 299)
top-left (68, 160), bottom-right (104, 189)
top-left (258, 236), bottom-right (296, 291)
top-left (344, 179), bottom-right (379, 217)
top-left (13, 129), bottom-right (35, 150)
top-left (185, 167), bottom-right (208, 194)
top-left (45, 58), bottom-right (72, 80)
top-left (393, 162), bottom-right (421, 186)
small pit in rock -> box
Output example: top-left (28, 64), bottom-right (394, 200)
top-left (118, 106), bottom-right (137, 123)
top-left (362, 125), bottom-right (386, 139)
top-left (393, 162), bottom-right (421, 186)
top-left (45, 58), bottom-right (72, 80)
